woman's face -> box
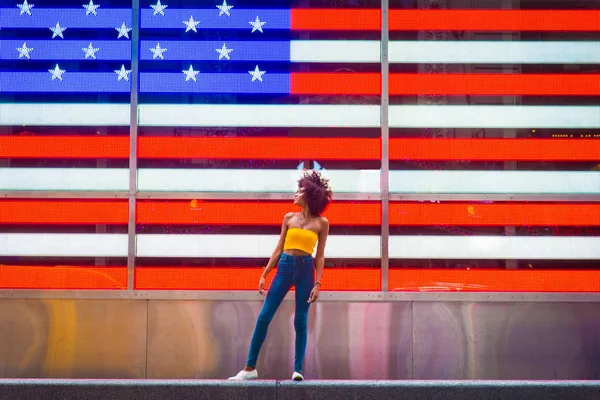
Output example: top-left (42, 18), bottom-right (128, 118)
top-left (293, 187), bottom-right (305, 206)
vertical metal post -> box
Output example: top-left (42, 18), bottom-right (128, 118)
top-left (127, 0), bottom-right (140, 291)
top-left (381, 0), bottom-right (390, 292)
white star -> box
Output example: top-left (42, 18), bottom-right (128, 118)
top-left (151, 0), bottom-right (167, 16)
top-left (183, 65), bottom-right (199, 82)
top-left (150, 43), bottom-right (167, 59)
top-left (115, 22), bottom-right (132, 39)
top-left (49, 64), bottom-right (66, 81)
top-left (18, 0), bottom-right (34, 16)
top-left (114, 65), bottom-right (132, 81)
top-left (50, 22), bottom-right (67, 39)
top-left (83, 0), bottom-right (99, 16)
top-left (216, 43), bottom-right (233, 60)
top-left (249, 16), bottom-right (265, 33)
top-left (216, 0), bottom-right (233, 16)
top-left (183, 15), bottom-right (200, 33)
top-left (82, 42), bottom-right (100, 59)
top-left (248, 65), bottom-right (266, 82)
top-left (17, 42), bottom-right (33, 59)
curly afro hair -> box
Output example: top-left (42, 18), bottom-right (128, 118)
top-left (297, 170), bottom-right (333, 216)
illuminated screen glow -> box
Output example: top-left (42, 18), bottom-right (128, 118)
top-left (1, 5), bottom-right (132, 94)
top-left (0, 104), bottom-right (129, 126)
top-left (135, 267), bottom-right (381, 291)
top-left (0, 266), bottom-right (127, 290)
top-left (3, 136), bottom-right (600, 162)
top-left (2, 168), bottom-right (599, 195)
top-left (1, 2), bottom-right (599, 293)
top-left (388, 236), bottom-right (600, 260)
top-left (0, 234), bottom-right (128, 257)
top-left (136, 234), bottom-right (381, 259)
top-left (388, 269), bottom-right (600, 293)
top-left (389, 41), bottom-right (600, 64)
top-left (137, 201), bottom-right (381, 226)
top-left (0, 200), bottom-right (129, 224)
top-left (389, 106), bottom-right (600, 129)
top-left (0, 8), bottom-right (132, 28)
top-left (3, 200), bottom-right (598, 228)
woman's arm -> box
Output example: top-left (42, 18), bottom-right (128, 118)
top-left (261, 212), bottom-right (293, 279)
top-left (312, 217), bottom-right (329, 292)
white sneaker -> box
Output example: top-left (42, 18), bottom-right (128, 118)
top-left (228, 369), bottom-right (258, 380)
top-left (292, 371), bottom-right (304, 381)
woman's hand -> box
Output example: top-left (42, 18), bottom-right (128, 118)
top-left (308, 285), bottom-right (320, 303)
top-left (258, 276), bottom-right (266, 295)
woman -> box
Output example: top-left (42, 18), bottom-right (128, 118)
top-left (229, 170), bottom-right (332, 381)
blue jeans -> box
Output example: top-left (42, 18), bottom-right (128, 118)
top-left (246, 253), bottom-right (315, 373)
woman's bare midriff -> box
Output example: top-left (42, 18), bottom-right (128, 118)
top-left (283, 249), bottom-right (312, 257)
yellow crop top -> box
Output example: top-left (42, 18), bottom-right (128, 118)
top-left (283, 228), bottom-right (318, 254)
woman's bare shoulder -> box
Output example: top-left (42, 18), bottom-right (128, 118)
top-left (318, 216), bottom-right (329, 231)
top-left (284, 212), bottom-right (296, 222)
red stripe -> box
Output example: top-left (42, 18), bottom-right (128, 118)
top-left (290, 73), bottom-right (380, 95)
top-left (0, 266), bottom-right (127, 290)
top-left (390, 138), bottom-right (600, 162)
top-left (290, 9), bottom-right (380, 31)
top-left (389, 203), bottom-right (600, 226)
top-left (290, 73), bottom-right (599, 96)
top-left (2, 137), bottom-right (597, 162)
top-left (389, 10), bottom-right (600, 32)
top-left (138, 201), bottom-right (380, 226)
top-left (138, 201), bottom-right (600, 227)
top-left (0, 136), bottom-right (128, 159)
top-left (390, 74), bottom-right (600, 96)
top-left (139, 137), bottom-right (380, 160)
top-left (4, 200), bottom-right (598, 227)
top-left (389, 269), bottom-right (600, 292)
top-left (135, 267), bottom-right (380, 291)
top-left (290, 10), bottom-right (600, 32)
top-left (0, 200), bottom-right (128, 224)
top-left (1, 266), bottom-right (597, 292)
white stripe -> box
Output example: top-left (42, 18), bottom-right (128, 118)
top-left (138, 104), bottom-right (381, 127)
top-left (0, 234), bottom-right (128, 257)
top-left (390, 106), bottom-right (600, 129)
top-left (389, 171), bottom-right (600, 194)
top-left (137, 234), bottom-right (381, 259)
top-left (1, 233), bottom-right (597, 259)
top-left (0, 168), bottom-right (128, 191)
top-left (138, 169), bottom-right (380, 193)
top-left (389, 236), bottom-right (600, 260)
top-left (3, 169), bottom-right (598, 195)
top-left (5, 103), bottom-right (596, 129)
top-left (0, 104), bottom-right (129, 126)
top-left (290, 40), bottom-right (381, 63)
top-left (390, 41), bottom-right (600, 64)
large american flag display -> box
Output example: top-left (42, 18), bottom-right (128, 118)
top-left (0, 0), bottom-right (599, 292)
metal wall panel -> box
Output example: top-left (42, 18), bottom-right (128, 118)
top-left (146, 300), bottom-right (413, 380)
top-left (412, 302), bottom-right (600, 380)
top-left (0, 299), bottom-right (598, 380)
top-left (0, 299), bottom-right (147, 378)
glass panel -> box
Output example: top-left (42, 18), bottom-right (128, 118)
top-left (0, 0), bottom-right (131, 288)
top-left (387, 0), bottom-right (600, 291)
top-left (135, 0), bottom-right (382, 291)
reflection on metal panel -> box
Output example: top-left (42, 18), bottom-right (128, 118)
top-left (412, 302), bottom-right (600, 380)
top-left (0, 299), bottom-right (598, 380)
top-left (146, 301), bottom-right (413, 380)
top-left (0, 299), bottom-right (147, 378)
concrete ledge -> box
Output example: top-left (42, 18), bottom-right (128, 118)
top-left (0, 379), bottom-right (599, 400)
top-left (277, 380), bottom-right (600, 400)
top-left (0, 379), bottom-right (276, 400)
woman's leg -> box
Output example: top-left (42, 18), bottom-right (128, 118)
top-left (293, 264), bottom-right (314, 373)
top-left (245, 270), bottom-right (293, 369)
